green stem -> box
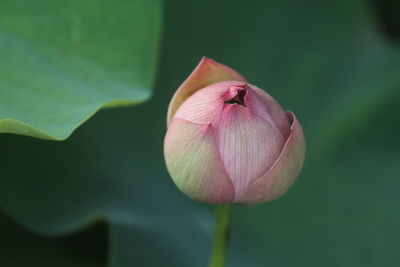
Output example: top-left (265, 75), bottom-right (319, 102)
top-left (209, 204), bottom-right (231, 267)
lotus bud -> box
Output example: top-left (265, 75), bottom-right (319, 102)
top-left (164, 57), bottom-right (305, 204)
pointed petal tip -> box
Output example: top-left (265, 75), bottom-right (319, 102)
top-left (167, 57), bottom-right (246, 125)
top-left (199, 56), bottom-right (214, 64)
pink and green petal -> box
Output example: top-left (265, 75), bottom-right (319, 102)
top-left (164, 118), bottom-right (235, 203)
top-left (242, 112), bottom-right (306, 204)
top-left (167, 57), bottom-right (246, 125)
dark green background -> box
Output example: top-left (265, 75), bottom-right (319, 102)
top-left (1, 0), bottom-right (400, 266)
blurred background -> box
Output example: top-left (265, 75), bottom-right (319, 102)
top-left (1, 0), bottom-right (400, 266)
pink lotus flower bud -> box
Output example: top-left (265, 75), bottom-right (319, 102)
top-left (164, 57), bottom-right (305, 204)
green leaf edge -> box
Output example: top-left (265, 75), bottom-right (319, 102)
top-left (0, 97), bottom-right (149, 141)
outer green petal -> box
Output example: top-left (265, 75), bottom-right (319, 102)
top-left (164, 118), bottom-right (235, 203)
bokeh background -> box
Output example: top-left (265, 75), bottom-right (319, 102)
top-left (1, 0), bottom-right (400, 266)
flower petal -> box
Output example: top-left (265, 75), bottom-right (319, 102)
top-left (251, 85), bottom-right (291, 139)
top-left (167, 57), bottom-right (246, 125)
top-left (242, 112), bottom-right (306, 204)
top-left (215, 91), bottom-right (286, 202)
top-left (173, 81), bottom-right (244, 125)
top-left (164, 118), bottom-right (235, 203)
